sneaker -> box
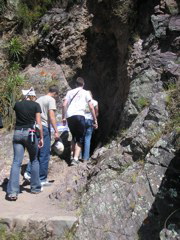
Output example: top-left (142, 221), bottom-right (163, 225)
top-left (31, 187), bottom-right (43, 194)
top-left (41, 180), bottom-right (54, 187)
top-left (71, 159), bottom-right (80, 166)
top-left (6, 193), bottom-right (18, 201)
top-left (24, 172), bottom-right (31, 182)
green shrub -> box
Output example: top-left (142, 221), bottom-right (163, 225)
top-left (0, 63), bottom-right (25, 129)
top-left (8, 37), bottom-right (24, 62)
top-left (16, 0), bottom-right (56, 30)
top-left (0, 224), bottom-right (25, 240)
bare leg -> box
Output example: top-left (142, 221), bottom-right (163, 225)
top-left (74, 142), bottom-right (82, 160)
top-left (71, 139), bottom-right (75, 158)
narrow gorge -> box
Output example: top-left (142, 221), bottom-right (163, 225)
top-left (0, 0), bottom-right (179, 239)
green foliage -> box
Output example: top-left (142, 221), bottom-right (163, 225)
top-left (137, 97), bottom-right (150, 109)
top-left (0, 63), bottom-right (25, 129)
top-left (8, 37), bottom-right (24, 62)
top-left (166, 82), bottom-right (180, 133)
top-left (112, 0), bottom-right (136, 24)
top-left (166, 82), bottom-right (177, 91)
top-left (42, 23), bottom-right (50, 33)
top-left (16, 0), bottom-right (56, 30)
top-left (148, 130), bottom-right (162, 148)
top-left (0, 224), bottom-right (25, 240)
top-left (17, 3), bottom-right (40, 29)
top-left (131, 172), bottom-right (138, 183)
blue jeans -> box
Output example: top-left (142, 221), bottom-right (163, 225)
top-left (26, 126), bottom-right (51, 182)
top-left (83, 119), bottom-right (94, 160)
top-left (7, 129), bottom-right (41, 195)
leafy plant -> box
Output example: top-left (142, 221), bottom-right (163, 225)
top-left (16, 0), bottom-right (56, 30)
top-left (0, 63), bottom-right (25, 129)
top-left (8, 37), bottom-right (24, 62)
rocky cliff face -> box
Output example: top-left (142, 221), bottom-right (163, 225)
top-left (72, 1), bottom-right (180, 239)
top-left (0, 0), bottom-right (179, 239)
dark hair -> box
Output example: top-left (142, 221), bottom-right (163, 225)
top-left (48, 85), bottom-right (59, 94)
top-left (76, 77), bottom-right (84, 87)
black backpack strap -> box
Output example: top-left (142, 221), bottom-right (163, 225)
top-left (68, 89), bottom-right (81, 107)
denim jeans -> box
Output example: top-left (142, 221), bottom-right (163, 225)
top-left (7, 129), bottom-right (41, 195)
top-left (83, 119), bottom-right (94, 160)
top-left (26, 126), bottom-right (51, 182)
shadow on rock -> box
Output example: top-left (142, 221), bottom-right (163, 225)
top-left (138, 150), bottom-right (180, 240)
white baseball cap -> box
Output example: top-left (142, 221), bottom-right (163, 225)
top-left (22, 87), bottom-right (36, 96)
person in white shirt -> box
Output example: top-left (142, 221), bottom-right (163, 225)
top-left (82, 91), bottom-right (98, 161)
top-left (62, 77), bottom-right (98, 165)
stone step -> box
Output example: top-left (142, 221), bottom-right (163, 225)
top-left (0, 215), bottom-right (77, 239)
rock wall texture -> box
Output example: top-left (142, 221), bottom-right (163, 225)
top-left (72, 0), bottom-right (180, 239)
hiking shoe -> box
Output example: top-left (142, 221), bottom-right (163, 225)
top-left (6, 193), bottom-right (18, 201)
top-left (41, 180), bottom-right (54, 187)
top-left (71, 159), bottom-right (80, 166)
top-left (31, 187), bottom-right (43, 194)
top-left (24, 172), bottom-right (31, 182)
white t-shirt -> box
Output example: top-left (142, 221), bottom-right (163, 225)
top-left (85, 99), bottom-right (98, 120)
top-left (65, 87), bottom-right (92, 118)
top-left (36, 95), bottom-right (56, 127)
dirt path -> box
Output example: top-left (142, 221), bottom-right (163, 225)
top-left (0, 156), bottom-right (77, 238)
top-left (0, 175), bottom-right (73, 219)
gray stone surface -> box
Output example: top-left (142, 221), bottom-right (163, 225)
top-left (151, 14), bottom-right (170, 38)
top-left (0, 216), bottom-right (77, 240)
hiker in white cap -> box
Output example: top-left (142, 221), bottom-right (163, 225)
top-left (24, 85), bottom-right (59, 186)
top-left (7, 87), bottom-right (43, 200)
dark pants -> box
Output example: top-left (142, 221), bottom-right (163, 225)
top-left (67, 115), bottom-right (85, 144)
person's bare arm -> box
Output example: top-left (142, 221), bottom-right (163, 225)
top-left (88, 101), bottom-right (98, 129)
top-left (62, 99), bottom-right (68, 126)
top-left (49, 109), bottom-right (59, 140)
top-left (35, 112), bottom-right (43, 148)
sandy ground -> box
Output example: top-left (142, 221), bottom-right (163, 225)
top-left (0, 156), bottom-right (76, 220)
top-left (0, 180), bottom-right (73, 220)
